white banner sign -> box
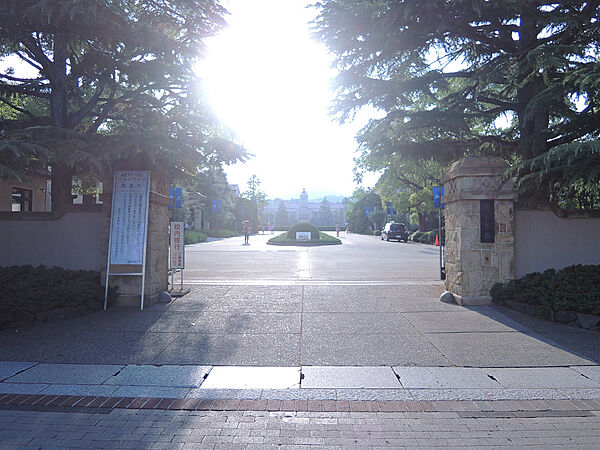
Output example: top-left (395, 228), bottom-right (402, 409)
top-left (170, 221), bottom-right (185, 269)
top-left (109, 170), bottom-right (150, 266)
top-left (296, 232), bottom-right (311, 241)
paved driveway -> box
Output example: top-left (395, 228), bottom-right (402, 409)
top-left (1, 232), bottom-right (597, 367)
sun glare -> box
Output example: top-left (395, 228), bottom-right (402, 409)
top-left (198, 0), bottom-right (368, 199)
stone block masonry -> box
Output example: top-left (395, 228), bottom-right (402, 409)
top-left (101, 159), bottom-right (171, 308)
top-left (441, 157), bottom-right (514, 305)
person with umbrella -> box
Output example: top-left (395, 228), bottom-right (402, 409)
top-left (242, 219), bottom-right (251, 244)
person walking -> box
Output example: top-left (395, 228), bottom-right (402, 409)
top-left (242, 220), bottom-right (251, 244)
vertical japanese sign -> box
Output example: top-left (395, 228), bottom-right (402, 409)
top-left (109, 171), bottom-right (150, 267)
top-left (170, 221), bottom-right (184, 269)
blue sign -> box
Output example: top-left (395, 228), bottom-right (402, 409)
top-left (386, 202), bottom-right (392, 214)
top-left (217, 199), bottom-right (222, 213)
top-left (364, 206), bottom-right (373, 217)
top-left (432, 186), bottom-right (445, 209)
top-left (169, 186), bottom-right (183, 210)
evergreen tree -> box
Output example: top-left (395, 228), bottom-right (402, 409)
top-left (346, 187), bottom-right (382, 234)
top-left (0, 0), bottom-right (245, 211)
top-left (275, 200), bottom-right (289, 227)
top-left (317, 197), bottom-right (333, 226)
top-left (314, 1), bottom-right (600, 209)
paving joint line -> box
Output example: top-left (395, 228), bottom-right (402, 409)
top-left (1, 394), bottom-right (599, 414)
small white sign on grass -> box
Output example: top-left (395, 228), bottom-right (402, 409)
top-left (296, 232), bottom-right (311, 241)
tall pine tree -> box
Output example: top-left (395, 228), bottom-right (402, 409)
top-left (314, 1), bottom-right (600, 209)
top-left (0, 0), bottom-right (244, 211)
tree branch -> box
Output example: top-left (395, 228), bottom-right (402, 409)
top-left (0, 97), bottom-right (35, 118)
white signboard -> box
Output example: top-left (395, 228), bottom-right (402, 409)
top-left (109, 170), bottom-right (150, 266)
top-left (170, 221), bottom-right (185, 269)
top-left (296, 232), bottom-right (311, 241)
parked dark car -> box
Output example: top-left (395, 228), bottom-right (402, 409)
top-left (381, 222), bottom-right (409, 242)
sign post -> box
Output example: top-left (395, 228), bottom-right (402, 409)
top-left (432, 186), bottom-right (446, 281)
top-left (168, 186), bottom-right (189, 297)
top-left (104, 170), bottom-right (151, 310)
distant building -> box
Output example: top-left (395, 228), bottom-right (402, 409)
top-left (229, 184), bottom-right (240, 197)
top-left (0, 169), bottom-right (51, 212)
top-left (265, 188), bottom-right (346, 227)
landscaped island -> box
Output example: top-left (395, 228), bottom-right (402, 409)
top-left (267, 223), bottom-right (341, 246)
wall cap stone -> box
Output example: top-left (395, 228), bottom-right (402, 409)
top-left (441, 156), bottom-right (509, 183)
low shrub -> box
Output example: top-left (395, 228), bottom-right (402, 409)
top-left (409, 231), bottom-right (424, 242)
top-left (287, 223), bottom-right (321, 241)
top-left (184, 231), bottom-right (207, 244)
top-left (268, 231), bottom-right (341, 245)
top-left (203, 229), bottom-right (240, 238)
top-left (0, 265), bottom-right (116, 329)
top-left (409, 229), bottom-right (439, 244)
top-left (491, 264), bottom-right (600, 316)
top-left (374, 230), bottom-right (381, 236)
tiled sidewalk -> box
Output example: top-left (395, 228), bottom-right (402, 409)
top-left (1, 399), bottom-right (599, 448)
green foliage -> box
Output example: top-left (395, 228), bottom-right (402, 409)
top-left (275, 200), bottom-right (289, 227)
top-left (0, 0), bottom-right (245, 210)
top-left (203, 229), bottom-right (240, 238)
top-left (490, 265), bottom-right (600, 316)
top-left (374, 230), bottom-right (381, 236)
top-left (345, 187), bottom-right (382, 234)
top-left (511, 141), bottom-right (600, 212)
top-left (184, 231), bottom-right (207, 245)
top-left (0, 265), bottom-right (115, 329)
top-left (269, 230), bottom-right (341, 246)
top-left (287, 222), bottom-right (321, 241)
top-left (316, 198), bottom-right (333, 226)
top-left (242, 175), bottom-right (268, 210)
top-left (409, 229), bottom-right (439, 244)
top-left (314, 0), bottom-right (600, 208)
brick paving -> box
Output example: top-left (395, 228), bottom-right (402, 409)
top-left (1, 399), bottom-right (599, 448)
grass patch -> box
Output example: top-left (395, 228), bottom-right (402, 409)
top-left (268, 231), bottom-right (341, 246)
top-left (203, 229), bottom-right (240, 238)
top-left (184, 230), bottom-right (207, 244)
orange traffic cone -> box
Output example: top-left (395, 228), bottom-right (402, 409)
top-left (435, 234), bottom-right (439, 246)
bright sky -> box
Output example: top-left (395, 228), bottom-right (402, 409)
top-left (199, 0), bottom-right (378, 200)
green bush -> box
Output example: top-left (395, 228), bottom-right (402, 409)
top-left (490, 264), bottom-right (600, 316)
top-left (203, 229), bottom-right (240, 238)
top-left (374, 230), bottom-right (381, 236)
top-left (409, 229), bottom-right (439, 244)
top-left (409, 231), bottom-right (424, 242)
top-left (268, 231), bottom-right (341, 245)
top-left (287, 223), bottom-right (321, 241)
top-left (0, 265), bottom-right (116, 329)
top-left (184, 231), bottom-right (207, 244)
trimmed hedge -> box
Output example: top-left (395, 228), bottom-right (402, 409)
top-left (490, 264), bottom-right (600, 316)
top-left (203, 229), bottom-right (240, 238)
top-left (409, 229), bottom-right (439, 244)
top-left (287, 223), bottom-right (321, 241)
top-left (0, 265), bottom-right (116, 329)
top-left (268, 231), bottom-right (341, 246)
top-left (184, 231), bottom-right (207, 244)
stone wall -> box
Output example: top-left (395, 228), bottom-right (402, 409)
top-left (441, 157), bottom-right (514, 305)
top-left (101, 161), bottom-right (170, 308)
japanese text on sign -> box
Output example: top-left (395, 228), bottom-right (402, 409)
top-left (170, 221), bottom-right (185, 269)
top-left (109, 171), bottom-right (150, 266)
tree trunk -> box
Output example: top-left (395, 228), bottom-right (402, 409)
top-left (418, 212), bottom-right (426, 231)
top-left (516, 9), bottom-right (550, 160)
top-left (50, 164), bottom-right (74, 212)
top-left (49, 33), bottom-right (71, 212)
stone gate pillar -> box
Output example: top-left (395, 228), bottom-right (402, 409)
top-left (101, 159), bottom-right (171, 308)
top-left (441, 157), bottom-right (514, 305)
